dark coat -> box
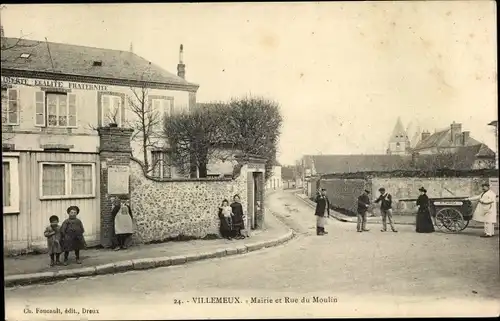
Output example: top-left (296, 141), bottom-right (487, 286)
top-left (375, 193), bottom-right (393, 210)
top-left (416, 194), bottom-right (430, 214)
top-left (357, 194), bottom-right (370, 214)
top-left (315, 195), bottom-right (330, 217)
top-left (230, 202), bottom-right (245, 230)
top-left (60, 217), bottom-right (86, 252)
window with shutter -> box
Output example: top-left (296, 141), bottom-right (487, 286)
top-left (44, 92), bottom-right (77, 128)
top-left (35, 91), bottom-right (46, 126)
top-left (101, 94), bottom-right (123, 126)
top-left (1, 88), bottom-right (20, 125)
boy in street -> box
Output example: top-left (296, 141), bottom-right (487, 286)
top-left (374, 188), bottom-right (398, 233)
top-left (357, 189), bottom-right (371, 232)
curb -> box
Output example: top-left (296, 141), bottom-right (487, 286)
top-left (4, 229), bottom-right (294, 288)
top-left (293, 192), bottom-right (498, 230)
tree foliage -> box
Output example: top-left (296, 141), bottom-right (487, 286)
top-left (224, 97), bottom-right (283, 180)
top-left (163, 102), bottom-right (228, 178)
top-left (162, 96), bottom-right (283, 179)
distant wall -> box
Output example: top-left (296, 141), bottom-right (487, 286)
top-left (130, 159), bottom-right (247, 243)
top-left (320, 178), bottom-right (368, 214)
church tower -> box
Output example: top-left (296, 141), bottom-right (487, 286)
top-left (387, 117), bottom-right (411, 155)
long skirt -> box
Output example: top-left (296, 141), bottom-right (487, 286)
top-left (219, 216), bottom-right (233, 238)
top-left (316, 215), bottom-right (326, 228)
top-left (416, 209), bottom-right (435, 233)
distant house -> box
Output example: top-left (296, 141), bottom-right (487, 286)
top-left (412, 121), bottom-right (495, 169)
top-left (266, 161), bottom-right (282, 190)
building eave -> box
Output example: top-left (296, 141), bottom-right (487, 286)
top-left (1, 68), bottom-right (200, 93)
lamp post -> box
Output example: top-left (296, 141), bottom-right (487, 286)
top-left (488, 120), bottom-right (498, 169)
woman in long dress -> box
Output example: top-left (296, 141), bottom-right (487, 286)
top-left (230, 194), bottom-right (246, 239)
top-left (416, 187), bottom-right (435, 233)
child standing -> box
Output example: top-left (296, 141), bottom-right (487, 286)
top-left (218, 199), bottom-right (234, 240)
top-left (61, 205), bottom-right (86, 265)
top-left (44, 215), bottom-right (62, 266)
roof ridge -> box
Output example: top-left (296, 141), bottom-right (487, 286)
top-left (4, 36), bottom-right (132, 55)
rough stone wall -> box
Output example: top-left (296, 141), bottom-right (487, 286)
top-left (129, 160), bottom-right (247, 243)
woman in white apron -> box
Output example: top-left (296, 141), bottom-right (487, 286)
top-left (467, 182), bottom-right (497, 238)
top-left (113, 198), bottom-right (135, 250)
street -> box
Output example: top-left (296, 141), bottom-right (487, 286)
top-left (5, 190), bottom-right (500, 319)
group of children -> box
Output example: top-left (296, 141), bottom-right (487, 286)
top-left (44, 205), bottom-right (86, 266)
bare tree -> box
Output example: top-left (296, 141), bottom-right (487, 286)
top-left (127, 85), bottom-right (162, 173)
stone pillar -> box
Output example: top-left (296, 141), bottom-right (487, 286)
top-left (98, 126), bottom-right (134, 248)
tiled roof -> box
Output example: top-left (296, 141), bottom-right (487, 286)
top-left (1, 37), bottom-right (198, 88)
top-left (414, 128), bottom-right (481, 150)
top-left (414, 144), bottom-right (494, 170)
top-left (312, 155), bottom-right (413, 175)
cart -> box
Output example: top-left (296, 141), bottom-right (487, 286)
top-left (429, 197), bottom-right (474, 233)
top-left (399, 197), bottom-right (474, 233)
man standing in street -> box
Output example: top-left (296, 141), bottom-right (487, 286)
top-left (315, 188), bottom-right (330, 236)
top-left (374, 187), bottom-right (398, 233)
top-left (357, 189), bottom-right (371, 232)
top-left (467, 182), bottom-right (498, 238)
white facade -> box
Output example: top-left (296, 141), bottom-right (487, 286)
top-left (266, 165), bottom-right (282, 190)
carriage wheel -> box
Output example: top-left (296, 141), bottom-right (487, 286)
top-left (434, 211), bottom-right (446, 231)
top-left (436, 208), bottom-right (466, 233)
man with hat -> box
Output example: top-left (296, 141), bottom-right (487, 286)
top-left (374, 187), bottom-right (398, 233)
top-left (314, 188), bottom-right (330, 235)
top-left (356, 189), bottom-right (371, 232)
top-left (467, 182), bottom-right (497, 238)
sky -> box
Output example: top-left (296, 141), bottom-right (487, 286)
top-left (1, 2), bottom-right (497, 165)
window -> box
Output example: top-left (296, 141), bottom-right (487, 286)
top-left (40, 163), bottom-right (95, 199)
top-left (3, 155), bottom-right (20, 214)
top-left (101, 95), bottom-right (122, 126)
top-left (151, 98), bottom-right (174, 132)
top-left (2, 88), bottom-right (20, 125)
top-left (34, 92), bottom-right (77, 127)
top-left (151, 151), bottom-right (172, 179)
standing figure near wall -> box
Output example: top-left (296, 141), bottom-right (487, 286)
top-left (356, 190), bottom-right (371, 233)
top-left (415, 187), bottom-right (435, 233)
top-left (112, 196), bottom-right (135, 250)
top-left (467, 182), bottom-right (497, 238)
top-left (61, 206), bottom-right (86, 265)
top-left (231, 194), bottom-right (246, 239)
top-left (218, 199), bottom-right (234, 240)
top-left (374, 188), bottom-right (398, 233)
top-left (315, 188), bottom-right (330, 236)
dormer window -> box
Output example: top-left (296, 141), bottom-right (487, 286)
top-left (20, 53), bottom-right (31, 59)
top-left (93, 61), bottom-right (102, 67)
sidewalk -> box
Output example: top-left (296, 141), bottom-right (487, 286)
top-left (4, 210), bottom-right (293, 287)
top-left (294, 193), bottom-right (498, 230)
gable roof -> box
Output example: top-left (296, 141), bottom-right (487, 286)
top-left (1, 37), bottom-right (198, 89)
top-left (414, 144), bottom-right (495, 170)
top-left (389, 117), bottom-right (409, 143)
top-left (312, 154), bottom-right (413, 175)
top-left (414, 127), bottom-right (482, 150)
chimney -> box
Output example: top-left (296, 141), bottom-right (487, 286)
top-left (462, 131), bottom-right (470, 146)
top-left (177, 44), bottom-right (185, 79)
top-left (129, 42), bottom-right (133, 53)
top-left (421, 130), bottom-right (431, 141)
top-left (450, 121), bottom-right (462, 144)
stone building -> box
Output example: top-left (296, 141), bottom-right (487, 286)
top-left (1, 34), bottom-right (198, 252)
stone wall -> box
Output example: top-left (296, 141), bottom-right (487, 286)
top-left (129, 159), bottom-right (247, 243)
top-left (318, 175), bottom-right (494, 216)
top-left (320, 178), bottom-right (368, 214)
top-left (371, 176), bottom-right (486, 214)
